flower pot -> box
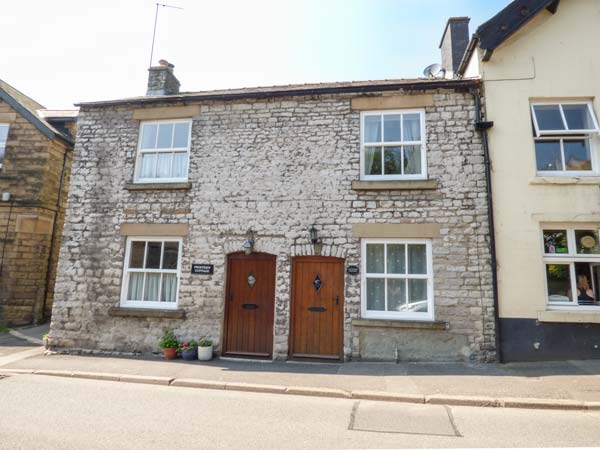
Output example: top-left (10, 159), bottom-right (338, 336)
top-left (197, 345), bottom-right (213, 361)
top-left (163, 347), bottom-right (177, 359)
top-left (181, 348), bottom-right (198, 361)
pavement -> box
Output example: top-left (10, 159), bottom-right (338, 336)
top-left (1, 324), bottom-right (600, 410)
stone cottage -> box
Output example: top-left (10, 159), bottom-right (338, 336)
top-left (0, 79), bottom-right (77, 326)
top-left (49, 57), bottom-right (495, 362)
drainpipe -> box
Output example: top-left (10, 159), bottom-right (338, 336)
top-left (41, 147), bottom-right (69, 323)
top-left (470, 88), bottom-right (503, 363)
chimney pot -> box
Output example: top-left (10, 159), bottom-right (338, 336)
top-left (146, 59), bottom-right (180, 96)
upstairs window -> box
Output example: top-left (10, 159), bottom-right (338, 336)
top-left (360, 110), bottom-right (426, 180)
top-left (0, 124), bottom-right (9, 172)
top-left (135, 120), bottom-right (191, 183)
top-left (531, 102), bottom-right (599, 175)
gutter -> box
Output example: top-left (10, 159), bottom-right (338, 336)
top-left (470, 88), bottom-right (503, 363)
top-left (75, 79), bottom-right (481, 108)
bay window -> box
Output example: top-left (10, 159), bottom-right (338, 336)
top-left (361, 239), bottom-right (434, 320)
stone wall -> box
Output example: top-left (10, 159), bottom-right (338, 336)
top-left (50, 88), bottom-right (495, 362)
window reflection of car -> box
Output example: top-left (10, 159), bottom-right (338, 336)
top-left (398, 300), bottom-right (428, 312)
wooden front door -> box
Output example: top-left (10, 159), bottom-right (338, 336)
top-left (223, 252), bottom-right (276, 359)
top-left (290, 256), bottom-right (344, 361)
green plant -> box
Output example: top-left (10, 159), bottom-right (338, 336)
top-left (198, 337), bottom-right (212, 347)
top-left (178, 340), bottom-right (198, 352)
top-left (158, 330), bottom-right (179, 349)
top-left (0, 325), bottom-right (10, 334)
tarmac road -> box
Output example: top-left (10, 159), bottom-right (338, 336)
top-left (1, 373), bottom-right (600, 449)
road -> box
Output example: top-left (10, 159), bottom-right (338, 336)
top-left (1, 374), bottom-right (600, 449)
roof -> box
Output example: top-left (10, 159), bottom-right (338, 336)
top-left (0, 79), bottom-right (74, 145)
top-left (457, 0), bottom-right (560, 75)
top-left (76, 77), bottom-right (481, 108)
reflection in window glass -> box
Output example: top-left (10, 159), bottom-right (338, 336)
top-left (535, 140), bottom-right (562, 171)
top-left (364, 147), bottom-right (382, 175)
top-left (408, 244), bottom-right (427, 274)
top-left (146, 242), bottom-right (162, 269)
top-left (545, 264), bottom-right (572, 303)
top-left (366, 244), bottom-right (385, 273)
top-left (156, 123), bottom-right (174, 149)
top-left (141, 124), bottom-right (158, 149)
top-left (562, 104), bottom-right (595, 130)
top-left (543, 229), bottom-right (568, 254)
top-left (366, 278), bottom-right (385, 310)
top-left (575, 230), bottom-right (600, 254)
top-left (129, 241), bottom-right (145, 268)
top-left (387, 244), bottom-right (405, 274)
top-left (173, 122), bottom-right (190, 148)
top-left (564, 140), bottom-right (591, 171)
top-left (387, 279), bottom-right (406, 311)
top-left (408, 279), bottom-right (428, 312)
top-left (383, 147), bottom-right (402, 175)
top-left (162, 242), bottom-right (180, 269)
top-left (383, 115), bottom-right (401, 142)
top-left (534, 105), bottom-right (565, 131)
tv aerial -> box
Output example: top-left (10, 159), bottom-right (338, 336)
top-left (423, 63), bottom-right (446, 79)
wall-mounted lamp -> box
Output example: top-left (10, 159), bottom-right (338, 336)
top-left (309, 224), bottom-right (320, 245)
top-left (242, 228), bottom-right (255, 255)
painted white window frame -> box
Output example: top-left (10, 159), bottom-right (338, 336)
top-left (541, 227), bottom-right (600, 311)
top-left (531, 101), bottom-right (600, 137)
top-left (133, 119), bottom-right (192, 183)
top-left (534, 136), bottom-right (598, 176)
top-left (0, 123), bottom-right (9, 171)
top-left (120, 236), bottom-right (183, 309)
top-left (361, 238), bottom-right (434, 321)
top-left (359, 109), bottom-right (427, 181)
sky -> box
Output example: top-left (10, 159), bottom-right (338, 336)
top-left (0, 0), bottom-right (509, 109)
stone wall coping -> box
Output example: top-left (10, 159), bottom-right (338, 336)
top-left (352, 318), bottom-right (449, 330)
top-left (125, 182), bottom-right (192, 191)
top-left (108, 307), bottom-right (186, 319)
top-left (351, 179), bottom-right (439, 190)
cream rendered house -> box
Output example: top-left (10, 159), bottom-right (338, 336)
top-left (458, 0), bottom-right (600, 360)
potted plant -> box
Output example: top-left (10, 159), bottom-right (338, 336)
top-left (179, 340), bottom-right (198, 361)
top-left (197, 337), bottom-right (213, 361)
top-left (158, 330), bottom-right (179, 359)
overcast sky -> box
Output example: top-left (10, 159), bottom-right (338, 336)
top-left (0, 0), bottom-right (508, 109)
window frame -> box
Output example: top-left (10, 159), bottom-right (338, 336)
top-left (541, 227), bottom-right (600, 311)
top-left (534, 136), bottom-right (598, 176)
top-left (120, 236), bottom-right (183, 310)
top-left (360, 238), bottom-right (434, 321)
top-left (0, 123), bottom-right (9, 172)
top-left (359, 109), bottom-right (427, 181)
top-left (530, 101), bottom-right (600, 137)
top-left (133, 119), bottom-right (192, 184)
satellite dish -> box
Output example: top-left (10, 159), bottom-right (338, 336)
top-left (423, 63), bottom-right (446, 79)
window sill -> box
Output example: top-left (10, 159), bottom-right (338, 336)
top-left (530, 176), bottom-right (600, 186)
top-left (538, 310), bottom-right (600, 324)
top-left (352, 179), bottom-right (438, 191)
top-left (352, 318), bottom-right (449, 330)
top-left (125, 182), bottom-right (192, 191)
top-left (108, 307), bottom-right (186, 319)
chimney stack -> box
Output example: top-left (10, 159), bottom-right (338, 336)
top-left (146, 59), bottom-right (180, 96)
top-left (439, 17), bottom-right (470, 78)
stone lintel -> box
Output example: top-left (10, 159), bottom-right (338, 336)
top-left (119, 223), bottom-right (189, 236)
top-left (132, 106), bottom-right (200, 121)
top-left (351, 94), bottom-right (434, 111)
top-left (352, 223), bottom-right (441, 239)
top-left (108, 307), bottom-right (186, 319)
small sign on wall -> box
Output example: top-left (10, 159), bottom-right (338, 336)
top-left (346, 265), bottom-right (360, 275)
top-left (191, 264), bottom-right (214, 275)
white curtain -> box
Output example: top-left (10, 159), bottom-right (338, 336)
top-left (127, 273), bottom-right (144, 301)
top-left (364, 147), bottom-right (381, 175)
top-left (144, 274), bottom-right (160, 301)
top-left (403, 145), bottom-right (421, 175)
top-left (140, 153), bottom-right (156, 178)
top-left (364, 116), bottom-right (381, 142)
top-left (403, 114), bottom-right (421, 141)
top-left (172, 152), bottom-right (188, 178)
top-left (161, 274), bottom-right (177, 302)
top-left (156, 153), bottom-right (172, 178)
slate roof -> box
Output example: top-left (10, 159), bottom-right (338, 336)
top-left (457, 0), bottom-right (560, 75)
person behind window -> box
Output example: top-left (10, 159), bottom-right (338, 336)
top-left (577, 275), bottom-right (596, 305)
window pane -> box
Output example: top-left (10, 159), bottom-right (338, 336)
top-left (143, 273), bottom-right (160, 301)
top-left (161, 273), bottom-right (177, 302)
top-left (156, 153), bottom-right (172, 178)
top-left (127, 273), bottom-right (144, 301)
top-left (403, 145), bottom-right (421, 175)
top-left (563, 104), bottom-right (595, 130)
top-left (543, 230), bottom-right (569, 254)
top-left (564, 139), bottom-right (592, 171)
top-left (403, 113), bottom-right (421, 141)
top-left (383, 146), bottom-right (402, 175)
top-left (387, 244), bottom-right (405, 274)
top-left (366, 244), bottom-right (384, 273)
top-left (0, 125), bottom-right (8, 142)
top-left (408, 244), bottom-right (427, 274)
top-left (141, 124), bottom-right (157, 149)
top-left (145, 242), bottom-right (162, 269)
top-left (575, 262), bottom-right (597, 305)
top-left (172, 152), bottom-right (188, 178)
top-left (364, 146), bottom-right (382, 175)
top-left (408, 279), bottom-right (428, 312)
top-left (366, 278), bottom-right (385, 311)
top-left (546, 264), bottom-right (572, 303)
top-left (157, 123), bottom-right (174, 149)
top-left (173, 122), bottom-right (190, 148)
top-left (129, 241), bottom-right (145, 268)
top-left (534, 105), bottom-right (565, 131)
top-left (383, 114), bottom-right (401, 142)
top-left (162, 242), bottom-right (179, 269)
top-left (574, 230), bottom-right (600, 254)
top-left (364, 116), bottom-right (381, 143)
top-left (387, 278), bottom-right (406, 311)
top-left (535, 140), bottom-right (562, 171)
top-left (140, 153), bottom-right (156, 178)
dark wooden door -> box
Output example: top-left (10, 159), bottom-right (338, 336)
top-left (223, 252), bottom-right (276, 359)
top-left (290, 256), bottom-right (344, 361)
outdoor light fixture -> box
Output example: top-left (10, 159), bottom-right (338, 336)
top-left (242, 228), bottom-right (255, 255)
top-left (309, 224), bottom-right (319, 245)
